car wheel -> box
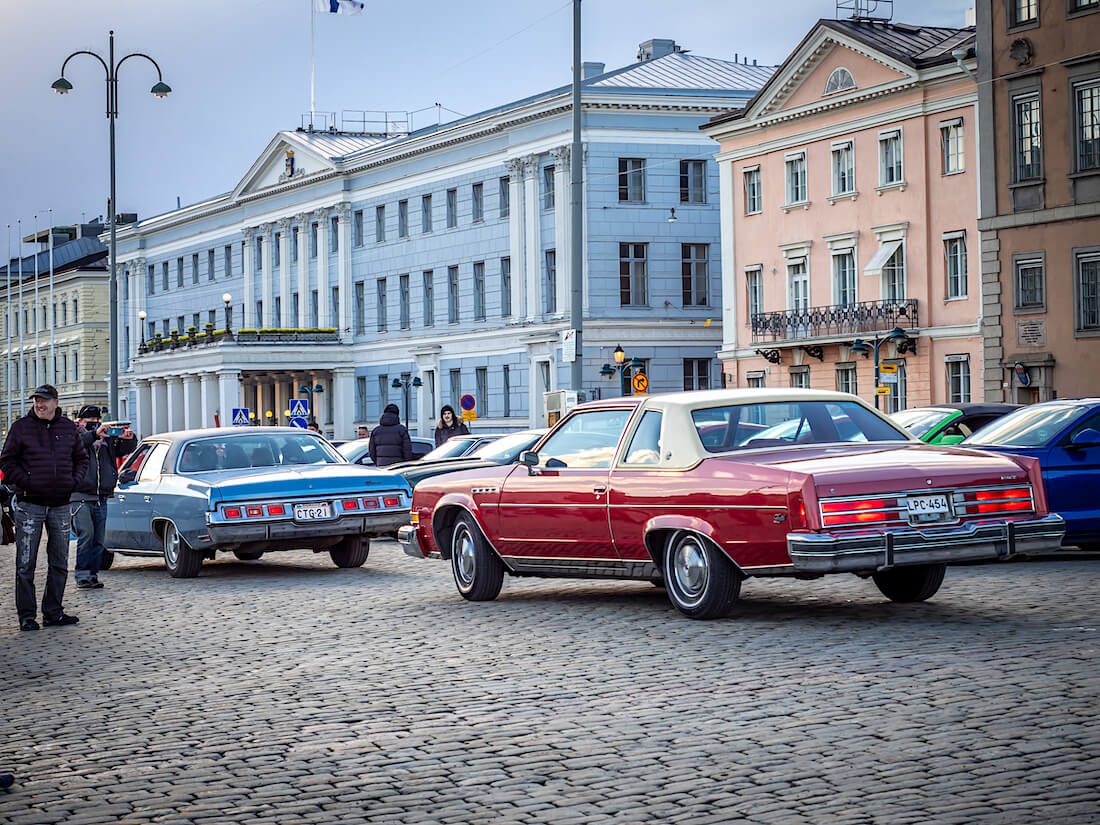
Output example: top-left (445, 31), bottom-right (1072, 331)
top-left (233, 550), bottom-right (263, 561)
top-left (450, 514), bottom-right (504, 601)
top-left (872, 563), bottom-right (946, 603)
top-left (662, 531), bottom-right (741, 620)
top-left (329, 535), bottom-right (370, 568)
top-left (163, 523), bottom-right (203, 578)
top-left (99, 550), bottom-right (115, 570)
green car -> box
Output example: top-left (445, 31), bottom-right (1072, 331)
top-left (891, 403), bottom-right (1021, 445)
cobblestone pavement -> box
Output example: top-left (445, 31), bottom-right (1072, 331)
top-left (3, 541), bottom-right (1099, 825)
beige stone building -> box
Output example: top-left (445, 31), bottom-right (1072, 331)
top-left (1, 224), bottom-right (109, 435)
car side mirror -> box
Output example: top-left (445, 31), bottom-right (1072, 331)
top-left (1069, 428), bottom-right (1100, 449)
top-left (118, 469), bottom-right (137, 485)
top-left (520, 451), bottom-right (539, 467)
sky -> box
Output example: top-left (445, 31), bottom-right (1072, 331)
top-left (0, 0), bottom-right (973, 254)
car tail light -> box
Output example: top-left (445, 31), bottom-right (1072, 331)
top-left (383, 496), bottom-right (401, 508)
top-left (820, 498), bottom-right (899, 528)
top-left (224, 506), bottom-right (242, 519)
top-left (963, 487), bottom-right (1032, 515)
top-left (245, 505), bottom-right (263, 518)
top-left (342, 499), bottom-right (359, 511)
top-left (361, 497), bottom-right (379, 509)
top-left (266, 504), bottom-right (286, 517)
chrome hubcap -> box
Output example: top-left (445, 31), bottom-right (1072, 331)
top-left (165, 528), bottom-right (179, 566)
top-left (673, 539), bottom-right (708, 599)
top-left (454, 530), bottom-right (476, 586)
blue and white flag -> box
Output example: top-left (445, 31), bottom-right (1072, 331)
top-left (314, 0), bottom-right (364, 14)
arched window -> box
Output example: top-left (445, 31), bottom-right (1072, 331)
top-left (824, 67), bottom-right (856, 95)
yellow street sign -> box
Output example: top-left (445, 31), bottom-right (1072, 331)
top-left (875, 386), bottom-right (891, 396)
top-left (631, 372), bottom-right (649, 394)
top-left (879, 363), bottom-right (898, 374)
top-left (462, 409), bottom-right (477, 422)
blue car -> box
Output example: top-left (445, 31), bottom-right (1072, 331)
top-left (964, 399), bottom-right (1100, 550)
top-left (104, 427), bottom-right (412, 577)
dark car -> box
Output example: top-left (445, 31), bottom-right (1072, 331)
top-left (390, 430), bottom-right (548, 488)
top-left (337, 436), bottom-right (435, 466)
top-left (964, 399), bottom-right (1100, 550)
top-left (892, 403), bottom-right (1021, 445)
top-left (418, 433), bottom-right (510, 462)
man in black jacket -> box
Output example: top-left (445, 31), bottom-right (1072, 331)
top-left (71, 405), bottom-right (137, 590)
top-left (368, 403), bottom-right (412, 467)
top-left (0, 385), bottom-right (89, 631)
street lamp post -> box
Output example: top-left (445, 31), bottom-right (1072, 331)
top-left (222, 293), bottom-right (233, 334)
top-left (52, 30), bottom-right (171, 418)
top-left (298, 383), bottom-right (324, 426)
top-left (391, 376), bottom-right (423, 429)
top-left (600, 344), bottom-right (643, 397)
top-left (849, 326), bottom-right (913, 410)
top-left (137, 310), bottom-right (147, 353)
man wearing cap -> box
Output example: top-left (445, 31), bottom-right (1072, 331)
top-left (71, 406), bottom-right (136, 590)
top-left (0, 385), bottom-right (88, 631)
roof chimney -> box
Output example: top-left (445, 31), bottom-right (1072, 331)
top-left (637, 39), bottom-right (680, 62)
top-left (582, 61), bottom-right (605, 80)
top-left (965, 7), bottom-right (976, 25)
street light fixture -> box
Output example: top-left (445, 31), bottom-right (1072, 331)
top-left (222, 292), bottom-right (233, 333)
top-left (391, 375), bottom-right (423, 429)
top-left (613, 345), bottom-right (625, 364)
top-left (297, 382), bottom-right (324, 425)
top-left (602, 347), bottom-right (644, 396)
top-left (137, 309), bottom-right (147, 353)
top-left (52, 30), bottom-right (171, 418)
top-left (849, 326), bottom-right (913, 410)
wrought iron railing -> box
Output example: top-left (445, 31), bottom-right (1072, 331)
top-left (750, 298), bottom-right (918, 344)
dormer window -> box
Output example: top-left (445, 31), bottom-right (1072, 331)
top-left (824, 67), bottom-right (855, 95)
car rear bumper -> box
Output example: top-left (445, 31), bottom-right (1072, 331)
top-left (397, 524), bottom-right (435, 559)
top-left (207, 511), bottom-right (408, 545)
top-left (787, 514), bottom-right (1066, 574)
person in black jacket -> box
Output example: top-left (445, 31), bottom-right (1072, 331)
top-left (0, 385), bottom-right (89, 631)
top-left (368, 403), bottom-right (412, 467)
top-left (434, 404), bottom-right (469, 447)
top-left (71, 405), bottom-right (137, 590)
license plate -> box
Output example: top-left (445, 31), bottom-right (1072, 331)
top-left (294, 502), bottom-right (332, 521)
top-left (905, 494), bottom-right (950, 517)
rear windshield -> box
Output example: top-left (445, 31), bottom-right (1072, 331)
top-left (891, 408), bottom-right (954, 438)
top-left (421, 438), bottom-right (484, 461)
top-left (692, 400), bottom-right (909, 453)
top-left (471, 431), bottom-right (544, 462)
top-left (178, 433), bottom-right (343, 472)
top-left (964, 405), bottom-right (1085, 448)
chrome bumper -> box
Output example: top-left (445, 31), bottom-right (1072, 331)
top-left (397, 524), bottom-right (426, 559)
top-left (207, 511), bottom-right (408, 545)
top-left (787, 514), bottom-right (1066, 574)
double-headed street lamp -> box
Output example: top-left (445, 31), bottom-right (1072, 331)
top-left (52, 30), bottom-right (171, 418)
top-left (298, 382), bottom-right (324, 426)
top-left (849, 326), bottom-right (914, 410)
top-left (391, 375), bottom-right (422, 429)
top-left (600, 345), bottom-right (644, 397)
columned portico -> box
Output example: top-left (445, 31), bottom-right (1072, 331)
top-left (182, 375), bottom-right (201, 429)
top-left (315, 208), bottom-right (331, 328)
top-left (242, 227), bottom-right (256, 329)
top-left (522, 154), bottom-right (541, 320)
top-left (278, 217), bottom-right (293, 327)
top-left (336, 203), bottom-right (352, 343)
top-left (151, 377), bottom-right (168, 435)
top-left (135, 379), bottom-right (152, 438)
top-left (260, 222), bottom-right (274, 328)
top-left (551, 145), bottom-right (571, 317)
top-left (506, 158), bottom-right (526, 320)
top-left (217, 370), bottom-right (242, 426)
top-left (200, 373), bottom-right (217, 428)
top-left (295, 213), bottom-right (310, 328)
top-left (165, 377), bottom-right (184, 432)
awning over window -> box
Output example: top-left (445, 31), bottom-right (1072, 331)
top-left (863, 239), bottom-right (902, 278)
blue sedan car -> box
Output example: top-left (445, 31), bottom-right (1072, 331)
top-left (104, 428), bottom-right (412, 577)
top-left (964, 399), bottom-right (1100, 550)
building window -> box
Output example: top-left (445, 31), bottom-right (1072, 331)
top-left (502, 365), bottom-right (511, 417)
top-left (1077, 251), bottom-right (1100, 331)
top-left (446, 188), bottom-right (457, 228)
top-left (208, 249), bottom-right (215, 281)
top-left (785, 152), bottom-right (807, 204)
top-left (375, 278), bottom-right (387, 332)
top-left (224, 246), bottom-right (232, 278)
top-left (398, 200), bottom-right (409, 237)
top-left (310, 290), bottom-right (319, 327)
top-left (377, 374), bottom-right (389, 416)
top-left (836, 363), bottom-right (857, 395)
top-left (422, 194), bottom-right (433, 233)
top-left (683, 358), bottom-right (711, 391)
top-left (291, 293), bottom-right (298, 324)
top-left (941, 120), bottom-right (965, 174)
top-left (789, 367), bottom-right (810, 389)
top-left (680, 160), bottom-right (706, 203)
top-left (473, 262), bottom-right (486, 321)
top-left (161, 261), bottom-right (169, 291)
top-left (448, 265), bottom-right (459, 323)
top-left (255, 301), bottom-right (262, 325)
top-left (833, 250), bottom-right (857, 306)
top-left (356, 376), bottom-right (367, 422)
top-left (274, 234), bottom-right (282, 268)
top-left (883, 246), bottom-right (906, 301)
top-left (399, 274), bottom-right (410, 330)
top-left (682, 244), bottom-right (709, 307)
top-left (1071, 0), bottom-right (1100, 10)
top-left (475, 367), bottom-right (488, 416)
top-left (146, 265), bottom-right (154, 295)
top-left (176, 257), bottom-right (184, 287)
top-left (329, 217), bottom-right (339, 252)
top-left (1015, 256), bottom-right (1045, 309)
top-left (824, 67), bottom-right (855, 94)
top-left (544, 250), bottom-right (556, 314)
top-left (422, 271), bottom-right (434, 327)
top-left (746, 266), bottom-right (763, 320)
top-left (499, 176), bottom-right (510, 218)
top-left (472, 183), bottom-right (484, 223)
top-left (946, 356), bottom-right (971, 403)
top-left (1075, 81), bottom-right (1100, 171)
top-left (1014, 94), bottom-right (1042, 180)
top-left (878, 130), bottom-right (903, 186)
top-left (208, 309), bottom-right (216, 328)
top-left (619, 243), bottom-right (648, 306)
top-left (191, 253), bottom-right (200, 284)
top-left (330, 286), bottom-right (339, 325)
top-left (353, 209), bottom-right (364, 247)
top-left (744, 167), bottom-right (762, 214)
top-left (1011, 0), bottom-right (1038, 25)
top-left (353, 281), bottom-right (365, 334)
top-left (618, 158), bottom-right (645, 202)
top-left (543, 165), bottom-right (556, 209)
top-left (944, 233), bottom-right (968, 299)
top-left (449, 368), bottom-right (462, 408)
top-left (831, 141), bottom-right (855, 195)
top-left (310, 222), bottom-right (318, 258)
top-left (884, 361), bottom-right (907, 414)
top-left (291, 228), bottom-right (299, 263)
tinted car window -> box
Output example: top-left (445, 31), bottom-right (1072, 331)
top-left (892, 408), bottom-right (953, 438)
top-left (692, 401), bottom-right (908, 453)
top-left (623, 411), bottom-right (662, 465)
top-left (966, 406), bottom-right (1086, 448)
top-left (178, 433), bottom-right (342, 473)
top-left (536, 409), bottom-right (634, 469)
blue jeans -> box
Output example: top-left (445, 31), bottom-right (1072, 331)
top-left (72, 499), bottom-right (108, 583)
top-left (14, 499), bottom-right (72, 623)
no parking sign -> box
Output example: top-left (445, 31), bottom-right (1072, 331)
top-left (459, 393), bottom-right (477, 422)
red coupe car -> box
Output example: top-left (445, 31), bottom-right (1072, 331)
top-left (398, 389), bottom-right (1065, 619)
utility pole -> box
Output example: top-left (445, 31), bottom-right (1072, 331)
top-left (569, 0), bottom-right (584, 393)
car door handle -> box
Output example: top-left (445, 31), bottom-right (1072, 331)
top-left (117, 494), bottom-right (125, 501)
top-left (143, 496), bottom-right (152, 503)
top-left (593, 486), bottom-right (607, 496)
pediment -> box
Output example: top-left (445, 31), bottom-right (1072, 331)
top-left (231, 133), bottom-right (336, 199)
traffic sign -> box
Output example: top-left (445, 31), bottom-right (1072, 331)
top-left (879, 363), bottom-right (898, 374)
top-left (289, 416), bottom-right (309, 429)
top-left (231, 408), bottom-right (251, 426)
top-left (875, 387), bottom-right (891, 396)
top-left (631, 372), bottom-right (649, 395)
top-left (459, 394), bottom-right (476, 411)
top-left (289, 398), bottom-right (310, 418)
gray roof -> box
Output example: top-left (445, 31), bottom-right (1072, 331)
top-left (0, 235), bottom-right (107, 280)
top-left (284, 130), bottom-right (391, 161)
top-left (590, 53), bottom-right (778, 94)
top-left (822, 19), bottom-right (975, 68)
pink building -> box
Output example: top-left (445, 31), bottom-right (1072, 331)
top-left (703, 18), bottom-right (980, 412)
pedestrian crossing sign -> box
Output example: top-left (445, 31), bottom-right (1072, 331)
top-left (231, 408), bottom-right (251, 426)
top-left (290, 398), bottom-right (310, 418)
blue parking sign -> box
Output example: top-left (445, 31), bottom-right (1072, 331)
top-left (289, 416), bottom-right (309, 429)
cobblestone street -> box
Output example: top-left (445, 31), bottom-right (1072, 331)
top-left (3, 543), bottom-right (1099, 824)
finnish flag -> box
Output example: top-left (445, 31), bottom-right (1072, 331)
top-left (315, 0), bottom-right (364, 14)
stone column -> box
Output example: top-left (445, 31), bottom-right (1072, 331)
top-left (522, 154), bottom-right (542, 320)
top-left (506, 159), bottom-right (526, 320)
top-left (135, 378), bottom-right (152, 438)
top-left (332, 367), bottom-right (355, 442)
top-left (128, 257), bottom-right (146, 361)
top-left (336, 203), bottom-right (353, 342)
top-left (717, 158), bottom-right (737, 353)
top-left (182, 375), bottom-right (201, 430)
top-left (165, 376), bottom-right (184, 432)
top-left (278, 217), bottom-right (293, 328)
top-left (200, 373), bottom-right (217, 428)
top-left (551, 145), bottom-right (571, 317)
top-left (314, 208), bottom-right (331, 328)
top-left (295, 213), bottom-right (310, 328)
top-left (273, 379), bottom-right (286, 426)
top-left (151, 377), bottom-right (169, 435)
top-left (259, 222), bottom-right (274, 328)
top-left (217, 370), bottom-right (241, 427)
top-left (242, 227), bottom-right (256, 329)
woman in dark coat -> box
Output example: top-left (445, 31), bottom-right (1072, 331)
top-left (434, 404), bottom-right (470, 447)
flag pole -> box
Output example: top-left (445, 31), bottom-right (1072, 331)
top-left (48, 208), bottom-right (55, 387)
top-left (5, 224), bottom-right (11, 431)
top-left (17, 219), bottom-right (24, 404)
top-left (310, 0), bottom-right (316, 129)
top-left (33, 214), bottom-right (40, 387)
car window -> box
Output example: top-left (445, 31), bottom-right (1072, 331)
top-left (120, 441), bottom-right (155, 478)
top-left (138, 442), bottom-right (170, 481)
top-left (472, 431), bottom-right (544, 462)
top-left (692, 400), bottom-right (908, 453)
top-left (1062, 412), bottom-right (1100, 445)
top-left (421, 438), bottom-right (482, 461)
top-left (891, 408), bottom-right (953, 438)
top-left (966, 406), bottom-right (1086, 447)
top-left (536, 409), bottom-right (634, 469)
top-left (623, 411), bottom-right (663, 466)
top-left (177, 433), bottom-right (342, 473)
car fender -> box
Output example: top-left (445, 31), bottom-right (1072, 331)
top-left (430, 493), bottom-right (509, 567)
top-left (641, 515), bottom-right (743, 573)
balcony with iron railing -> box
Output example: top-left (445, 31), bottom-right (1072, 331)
top-left (750, 298), bottom-right (918, 344)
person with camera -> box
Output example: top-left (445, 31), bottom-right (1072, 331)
top-left (71, 406), bottom-right (136, 590)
